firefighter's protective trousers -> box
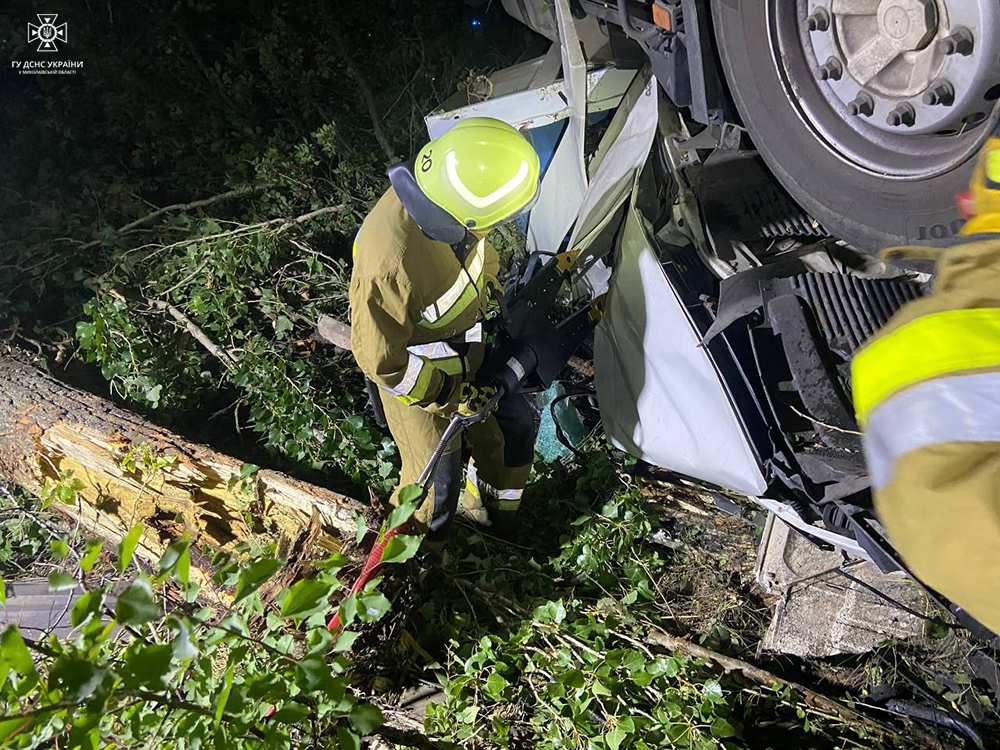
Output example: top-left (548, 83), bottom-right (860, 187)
top-left (349, 188), bottom-right (535, 538)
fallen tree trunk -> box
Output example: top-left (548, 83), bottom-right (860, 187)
top-left (0, 351), bottom-right (370, 588)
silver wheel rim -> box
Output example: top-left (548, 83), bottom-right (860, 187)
top-left (767, 0), bottom-right (1000, 180)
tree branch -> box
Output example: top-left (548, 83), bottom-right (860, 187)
top-left (117, 184), bottom-right (270, 236)
top-left (643, 627), bottom-right (900, 737)
top-left (82, 184), bottom-right (271, 250)
top-left (326, 17), bottom-right (399, 163)
top-left (130, 690), bottom-right (267, 739)
top-left (150, 301), bottom-right (237, 369)
top-left (315, 314), bottom-right (352, 351)
top-left (375, 710), bottom-right (453, 750)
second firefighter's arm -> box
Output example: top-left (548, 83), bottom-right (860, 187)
top-left (350, 270), bottom-right (454, 408)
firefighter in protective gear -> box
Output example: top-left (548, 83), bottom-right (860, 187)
top-left (852, 137), bottom-right (1000, 633)
top-left (349, 118), bottom-right (541, 540)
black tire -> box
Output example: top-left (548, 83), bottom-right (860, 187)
top-left (711, 0), bottom-right (985, 254)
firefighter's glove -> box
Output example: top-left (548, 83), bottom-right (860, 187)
top-left (457, 382), bottom-right (498, 418)
top-left (483, 280), bottom-right (503, 320)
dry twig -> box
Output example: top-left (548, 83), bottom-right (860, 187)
top-left (81, 184), bottom-right (271, 250)
top-left (644, 626), bottom-right (900, 737)
top-left (150, 300), bottom-right (236, 368)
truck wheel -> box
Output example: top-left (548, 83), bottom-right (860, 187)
top-left (712, 0), bottom-right (1000, 253)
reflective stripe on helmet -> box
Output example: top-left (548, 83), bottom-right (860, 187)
top-left (445, 151), bottom-right (531, 210)
top-left (420, 238), bottom-right (486, 328)
top-left (864, 371), bottom-right (1000, 490)
top-left (852, 307), bottom-right (1000, 425)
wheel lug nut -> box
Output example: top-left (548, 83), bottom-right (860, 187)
top-left (938, 27), bottom-right (974, 56)
top-left (807, 7), bottom-right (831, 32)
top-left (922, 80), bottom-right (955, 106)
top-left (815, 57), bottom-right (843, 81)
top-left (847, 92), bottom-right (875, 117)
top-left (886, 103), bottom-right (916, 127)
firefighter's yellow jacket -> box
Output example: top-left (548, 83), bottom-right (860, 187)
top-left (349, 187), bottom-right (499, 412)
top-left (852, 230), bottom-right (1000, 633)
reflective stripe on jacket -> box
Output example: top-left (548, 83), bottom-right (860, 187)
top-left (851, 235), bottom-right (1000, 632)
top-left (348, 187), bottom-right (499, 410)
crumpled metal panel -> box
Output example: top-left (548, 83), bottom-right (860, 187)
top-left (595, 205), bottom-right (768, 496)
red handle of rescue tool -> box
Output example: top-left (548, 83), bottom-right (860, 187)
top-left (326, 522), bottom-right (409, 636)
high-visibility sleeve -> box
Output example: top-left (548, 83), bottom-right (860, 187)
top-left (851, 235), bottom-right (1000, 633)
top-left (349, 269), bottom-right (449, 408)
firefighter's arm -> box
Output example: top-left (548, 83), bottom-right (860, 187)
top-left (350, 270), bottom-right (453, 409)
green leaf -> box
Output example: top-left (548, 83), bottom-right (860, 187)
top-left (0, 574), bottom-right (5, 605)
top-left (349, 703), bottom-right (384, 735)
top-left (333, 631), bottom-right (360, 653)
top-left (235, 557), bottom-right (282, 603)
top-left (49, 537), bottom-right (70, 561)
top-left (358, 591), bottom-right (391, 622)
top-left (533, 599), bottom-right (567, 624)
top-left (648, 656), bottom-right (680, 678)
top-left (560, 669), bottom-right (585, 689)
top-left (115, 579), bottom-right (160, 626)
top-left (158, 537), bottom-right (191, 577)
top-left (176, 547), bottom-right (191, 585)
top-left (591, 680), bottom-right (612, 697)
top-left (0, 717), bottom-right (32, 743)
top-left (711, 717), bottom-right (738, 738)
top-left (116, 524), bottom-right (144, 573)
top-left (336, 726), bottom-right (360, 750)
top-left (485, 673), bottom-right (508, 701)
top-left (338, 594), bottom-right (358, 628)
top-left (622, 650), bottom-right (646, 674)
top-left (316, 553), bottom-right (349, 574)
top-left (387, 495), bottom-right (420, 530)
top-left (49, 657), bottom-right (104, 702)
top-left (71, 590), bottom-right (105, 628)
top-left (1, 626), bottom-right (35, 676)
top-left (239, 462), bottom-right (260, 481)
top-left (380, 534), bottom-right (422, 565)
top-left (215, 666), bottom-right (234, 727)
top-left (123, 644), bottom-right (173, 690)
top-left (355, 514), bottom-right (368, 545)
top-left (280, 578), bottom-right (336, 619)
top-left (170, 618), bottom-right (198, 662)
top-left (270, 703), bottom-right (310, 724)
top-left (48, 571), bottom-right (76, 593)
top-left (604, 727), bottom-right (627, 750)
top-left (703, 679), bottom-right (724, 702)
top-left (80, 538), bottom-right (104, 573)
top-left (274, 315), bottom-right (294, 337)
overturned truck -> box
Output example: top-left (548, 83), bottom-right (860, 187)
top-left (428, 0), bottom-right (999, 635)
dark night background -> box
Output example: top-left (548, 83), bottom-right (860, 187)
top-left (0, 0), bottom-right (534, 325)
top-left (0, 0), bottom-right (537, 488)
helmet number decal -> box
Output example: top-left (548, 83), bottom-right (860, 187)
top-left (420, 152), bottom-right (433, 173)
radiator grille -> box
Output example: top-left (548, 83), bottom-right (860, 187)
top-left (782, 273), bottom-right (923, 353)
